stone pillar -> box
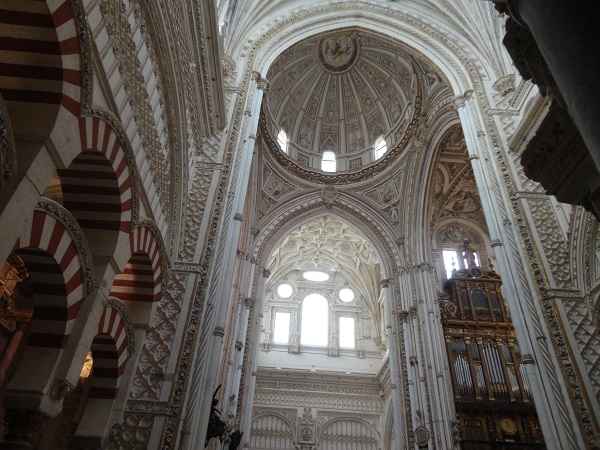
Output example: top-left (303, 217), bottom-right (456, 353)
top-left (411, 262), bottom-right (458, 450)
top-left (381, 278), bottom-right (404, 450)
top-left (241, 267), bottom-right (270, 448)
top-left (454, 93), bottom-right (586, 449)
top-left (179, 73), bottom-right (268, 450)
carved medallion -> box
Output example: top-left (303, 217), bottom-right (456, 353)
top-left (318, 34), bottom-right (359, 73)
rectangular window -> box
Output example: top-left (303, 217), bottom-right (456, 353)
top-left (273, 312), bottom-right (290, 344)
top-left (339, 317), bottom-right (355, 348)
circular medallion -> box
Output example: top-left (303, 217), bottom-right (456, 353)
top-left (500, 417), bottom-right (517, 435)
top-left (415, 426), bottom-right (430, 447)
top-left (318, 34), bottom-right (359, 73)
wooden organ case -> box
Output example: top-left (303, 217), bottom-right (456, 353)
top-left (440, 250), bottom-right (546, 449)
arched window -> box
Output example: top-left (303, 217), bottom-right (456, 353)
top-left (301, 293), bottom-right (328, 346)
top-left (374, 136), bottom-right (387, 160)
top-left (442, 248), bottom-right (480, 279)
top-left (277, 129), bottom-right (288, 154)
top-left (321, 151), bottom-right (336, 172)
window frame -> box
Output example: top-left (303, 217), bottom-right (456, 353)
top-left (300, 292), bottom-right (330, 347)
top-left (321, 151), bottom-right (337, 172)
top-left (373, 136), bottom-right (387, 160)
top-left (277, 129), bottom-right (289, 154)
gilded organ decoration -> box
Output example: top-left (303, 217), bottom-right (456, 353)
top-left (441, 249), bottom-right (545, 448)
top-left (0, 255), bottom-right (33, 376)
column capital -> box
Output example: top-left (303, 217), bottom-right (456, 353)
top-left (252, 71), bottom-right (270, 92)
top-left (451, 90), bottom-right (474, 110)
top-left (380, 278), bottom-right (391, 289)
top-left (398, 310), bottom-right (409, 324)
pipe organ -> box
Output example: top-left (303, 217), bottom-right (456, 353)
top-left (441, 252), bottom-right (546, 449)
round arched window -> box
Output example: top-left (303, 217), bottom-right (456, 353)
top-left (301, 293), bottom-right (328, 346)
top-left (321, 151), bottom-right (336, 172)
top-left (277, 129), bottom-right (288, 154)
top-left (374, 136), bottom-right (387, 160)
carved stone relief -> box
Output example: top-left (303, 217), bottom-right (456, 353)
top-left (99, 0), bottom-right (171, 214)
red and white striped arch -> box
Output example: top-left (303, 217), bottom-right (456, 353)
top-left (13, 209), bottom-right (86, 348)
top-left (110, 225), bottom-right (162, 303)
top-left (58, 116), bottom-right (133, 233)
top-left (0, 0), bottom-right (81, 116)
top-left (89, 305), bottom-right (130, 399)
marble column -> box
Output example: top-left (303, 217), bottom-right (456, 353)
top-left (381, 278), bottom-right (404, 450)
top-left (179, 73), bottom-right (268, 449)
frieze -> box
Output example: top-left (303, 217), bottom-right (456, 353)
top-left (126, 399), bottom-right (175, 415)
top-left (527, 198), bottom-right (573, 289)
top-left (131, 272), bottom-right (188, 400)
top-left (172, 263), bottom-right (203, 273)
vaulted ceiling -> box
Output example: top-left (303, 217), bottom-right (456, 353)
top-left (268, 215), bottom-right (382, 317)
top-left (264, 29), bottom-right (439, 171)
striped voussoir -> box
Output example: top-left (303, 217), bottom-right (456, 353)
top-left (109, 226), bottom-right (162, 303)
top-left (89, 305), bottom-right (130, 399)
top-left (0, 0), bottom-right (81, 115)
top-left (57, 116), bottom-right (133, 232)
top-left (14, 209), bottom-right (85, 348)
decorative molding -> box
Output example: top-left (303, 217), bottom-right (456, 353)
top-left (214, 326), bottom-right (225, 338)
top-left (98, 0), bottom-right (171, 214)
top-left (173, 263), bottom-right (203, 273)
top-left (126, 400), bottom-right (175, 415)
top-left (107, 297), bottom-right (136, 356)
top-left (451, 90), bottom-right (473, 110)
top-left (35, 198), bottom-right (94, 296)
top-left (50, 379), bottom-right (75, 402)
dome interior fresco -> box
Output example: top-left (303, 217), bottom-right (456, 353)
top-left (263, 28), bottom-right (448, 175)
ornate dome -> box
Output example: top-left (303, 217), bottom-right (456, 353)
top-left (263, 29), bottom-right (432, 175)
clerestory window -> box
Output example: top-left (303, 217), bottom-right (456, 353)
top-left (300, 293), bottom-right (328, 346)
top-left (273, 312), bottom-right (291, 344)
top-left (339, 316), bottom-right (355, 348)
top-left (442, 248), bottom-right (480, 279)
top-left (277, 129), bottom-right (288, 154)
top-left (374, 136), bottom-right (387, 160)
top-left (321, 151), bottom-right (336, 172)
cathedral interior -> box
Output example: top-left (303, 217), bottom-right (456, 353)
top-left (0, 0), bottom-right (599, 449)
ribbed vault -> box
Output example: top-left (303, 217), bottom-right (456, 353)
top-left (268, 215), bottom-right (382, 317)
